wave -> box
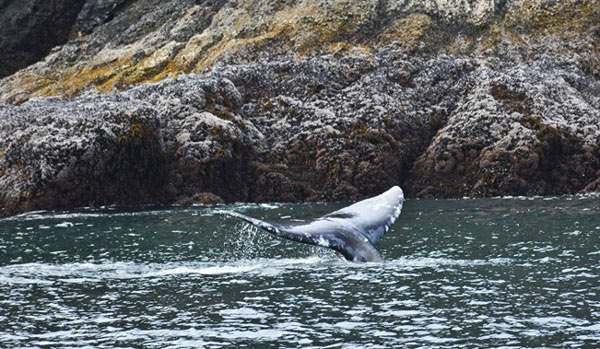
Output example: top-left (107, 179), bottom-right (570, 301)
top-left (0, 255), bottom-right (516, 285)
top-left (0, 257), bottom-right (331, 284)
top-left (0, 203), bottom-right (291, 222)
top-left (386, 256), bottom-right (514, 268)
top-left (0, 207), bottom-right (222, 222)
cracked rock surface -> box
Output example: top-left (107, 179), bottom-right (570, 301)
top-left (0, 0), bottom-right (599, 215)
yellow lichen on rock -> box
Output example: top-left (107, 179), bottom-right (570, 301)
top-left (291, 2), bottom-right (372, 54)
top-left (324, 42), bottom-right (372, 56)
top-left (117, 122), bottom-right (153, 145)
top-left (37, 57), bottom-right (134, 97)
top-left (34, 41), bottom-right (183, 97)
top-left (0, 1), bottom-right (430, 101)
top-left (505, 0), bottom-right (599, 37)
top-left (188, 2), bottom-right (375, 70)
top-left (156, 34), bottom-right (212, 78)
top-left (190, 3), bottom-right (315, 71)
top-left (1, 72), bottom-right (59, 104)
top-left (193, 28), bottom-right (286, 72)
top-left (481, 0), bottom-right (600, 52)
top-left (377, 14), bottom-right (433, 51)
top-left (1, 0), bottom-right (598, 104)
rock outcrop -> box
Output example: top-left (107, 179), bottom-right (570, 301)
top-left (0, 0), bottom-right (599, 215)
top-left (0, 76), bottom-right (259, 214)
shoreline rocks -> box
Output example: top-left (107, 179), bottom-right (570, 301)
top-left (0, 0), bottom-right (599, 215)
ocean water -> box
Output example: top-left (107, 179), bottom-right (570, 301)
top-left (1, 195), bottom-right (599, 348)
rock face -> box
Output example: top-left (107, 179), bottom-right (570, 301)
top-left (0, 94), bottom-right (166, 214)
top-left (0, 76), bottom-right (259, 214)
top-left (0, 0), bottom-right (86, 78)
top-left (407, 64), bottom-right (600, 197)
top-left (0, 0), bottom-right (599, 215)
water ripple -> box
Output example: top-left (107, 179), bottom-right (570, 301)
top-left (1, 197), bottom-right (600, 347)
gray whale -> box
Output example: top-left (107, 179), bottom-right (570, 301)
top-left (225, 186), bottom-right (404, 262)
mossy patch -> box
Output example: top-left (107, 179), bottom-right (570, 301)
top-left (490, 84), bottom-right (531, 115)
top-left (295, 6), bottom-right (371, 53)
top-left (8, 0), bottom-right (599, 103)
top-left (377, 14), bottom-right (433, 51)
top-left (205, 106), bottom-right (248, 132)
top-left (344, 121), bottom-right (398, 149)
top-left (324, 42), bottom-right (372, 56)
top-left (482, 0), bottom-right (600, 51)
top-left (193, 26), bottom-right (288, 72)
top-left (521, 115), bottom-right (583, 156)
top-left (37, 57), bottom-right (134, 97)
top-left (32, 43), bottom-right (183, 99)
top-left (119, 66), bottom-right (163, 86)
top-left (263, 98), bottom-right (273, 110)
top-left (426, 114), bottom-right (445, 131)
top-left (117, 122), bottom-right (154, 145)
top-left (506, 0), bottom-right (599, 36)
top-left (582, 44), bottom-right (600, 79)
top-left (209, 125), bottom-right (244, 150)
top-left (147, 61), bottom-right (185, 83)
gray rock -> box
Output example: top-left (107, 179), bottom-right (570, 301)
top-left (71, 0), bottom-right (129, 36)
top-left (0, 0), bottom-right (85, 78)
top-left (0, 0), bottom-right (599, 215)
top-left (0, 74), bottom-right (261, 215)
top-left (0, 94), bottom-right (165, 214)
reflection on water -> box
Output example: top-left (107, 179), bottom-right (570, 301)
top-left (1, 195), bottom-right (600, 347)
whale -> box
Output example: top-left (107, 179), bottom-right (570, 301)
top-left (224, 186), bottom-right (404, 262)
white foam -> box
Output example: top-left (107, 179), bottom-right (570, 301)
top-left (379, 310), bottom-right (422, 317)
top-left (334, 321), bottom-right (364, 329)
top-left (388, 257), bottom-right (513, 268)
top-left (528, 316), bottom-right (589, 328)
top-left (219, 307), bottom-right (273, 319)
top-left (259, 203), bottom-right (281, 209)
top-left (0, 257), bottom-right (327, 284)
top-left (147, 265), bottom-right (258, 276)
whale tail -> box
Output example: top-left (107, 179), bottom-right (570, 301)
top-left (224, 186), bottom-right (405, 262)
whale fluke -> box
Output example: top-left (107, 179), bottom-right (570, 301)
top-left (224, 186), bottom-right (405, 262)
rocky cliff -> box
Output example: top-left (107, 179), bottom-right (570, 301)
top-left (0, 0), bottom-right (599, 215)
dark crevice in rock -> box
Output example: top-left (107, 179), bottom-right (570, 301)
top-left (491, 84), bottom-right (532, 115)
top-left (0, 0), bottom-right (86, 78)
top-left (71, 0), bottom-right (133, 36)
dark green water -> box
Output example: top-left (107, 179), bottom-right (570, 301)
top-left (1, 195), bottom-right (599, 348)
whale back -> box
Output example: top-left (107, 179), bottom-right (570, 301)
top-left (323, 186), bottom-right (404, 246)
